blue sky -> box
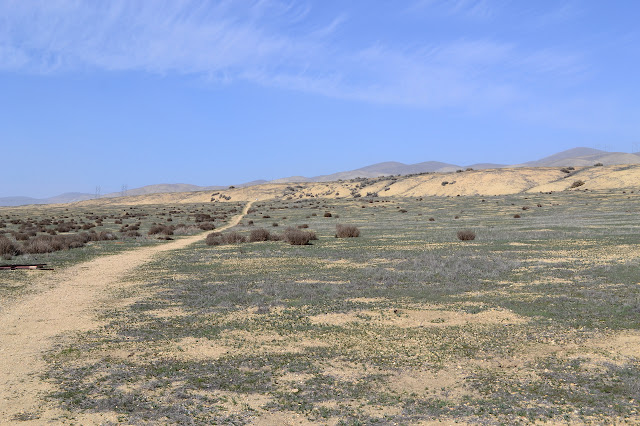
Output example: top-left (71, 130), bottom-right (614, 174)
top-left (1, 1), bottom-right (639, 198)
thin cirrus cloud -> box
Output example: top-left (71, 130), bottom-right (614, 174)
top-left (0, 0), bottom-right (587, 110)
top-left (405, 0), bottom-right (495, 20)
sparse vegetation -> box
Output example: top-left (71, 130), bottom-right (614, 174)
top-left (4, 190), bottom-right (640, 425)
top-left (571, 180), bottom-right (585, 188)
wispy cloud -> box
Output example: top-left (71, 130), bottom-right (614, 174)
top-left (405, 0), bottom-right (496, 20)
top-left (0, 0), bottom-right (592, 115)
top-left (0, 0), bottom-right (311, 74)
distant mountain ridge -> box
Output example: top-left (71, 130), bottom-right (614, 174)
top-left (2, 147), bottom-right (639, 206)
top-left (0, 182), bottom-right (266, 207)
top-left (516, 148), bottom-right (640, 168)
top-left (273, 147), bottom-right (640, 183)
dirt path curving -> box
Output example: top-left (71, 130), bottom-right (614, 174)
top-left (0, 201), bottom-right (253, 423)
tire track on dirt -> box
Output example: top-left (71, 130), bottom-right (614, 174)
top-left (0, 201), bottom-right (253, 423)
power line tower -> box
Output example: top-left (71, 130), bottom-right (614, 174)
top-left (632, 143), bottom-right (639, 153)
top-left (95, 186), bottom-right (101, 199)
top-left (121, 184), bottom-right (128, 197)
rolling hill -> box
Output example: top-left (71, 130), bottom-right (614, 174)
top-left (3, 147), bottom-right (640, 206)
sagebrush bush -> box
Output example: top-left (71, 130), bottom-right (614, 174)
top-left (571, 180), bottom-right (585, 188)
top-left (335, 224), bottom-right (360, 238)
top-left (23, 235), bottom-right (71, 254)
top-left (148, 224), bottom-right (174, 236)
top-left (23, 236), bottom-right (55, 254)
top-left (205, 232), bottom-right (222, 246)
top-left (324, 212), bottom-right (332, 217)
top-left (173, 225), bottom-right (201, 236)
top-left (283, 227), bottom-right (316, 245)
top-left (198, 222), bottom-right (216, 231)
top-left (194, 213), bottom-right (213, 223)
top-left (249, 228), bottom-right (271, 242)
top-left (92, 231), bottom-right (117, 241)
top-left (457, 230), bottom-right (476, 241)
top-left (13, 232), bottom-right (30, 241)
top-left (206, 231), bottom-right (246, 246)
top-left (56, 223), bottom-right (75, 233)
top-left (0, 235), bottom-right (21, 258)
top-left (221, 231), bottom-right (246, 244)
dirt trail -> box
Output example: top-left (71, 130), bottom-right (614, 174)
top-left (0, 201), bottom-right (253, 423)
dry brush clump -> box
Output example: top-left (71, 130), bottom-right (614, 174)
top-left (282, 227), bottom-right (317, 245)
top-left (148, 224), bottom-right (174, 236)
top-left (19, 231), bottom-right (116, 255)
top-left (220, 231), bottom-right (247, 244)
top-left (205, 231), bottom-right (247, 246)
top-left (172, 225), bottom-right (201, 236)
top-left (0, 235), bottom-right (21, 259)
top-left (249, 228), bottom-right (271, 242)
top-left (335, 224), bottom-right (360, 238)
top-left (457, 230), bottom-right (476, 241)
top-left (198, 222), bottom-right (216, 231)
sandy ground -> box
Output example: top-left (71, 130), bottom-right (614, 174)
top-left (0, 201), bottom-right (253, 424)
